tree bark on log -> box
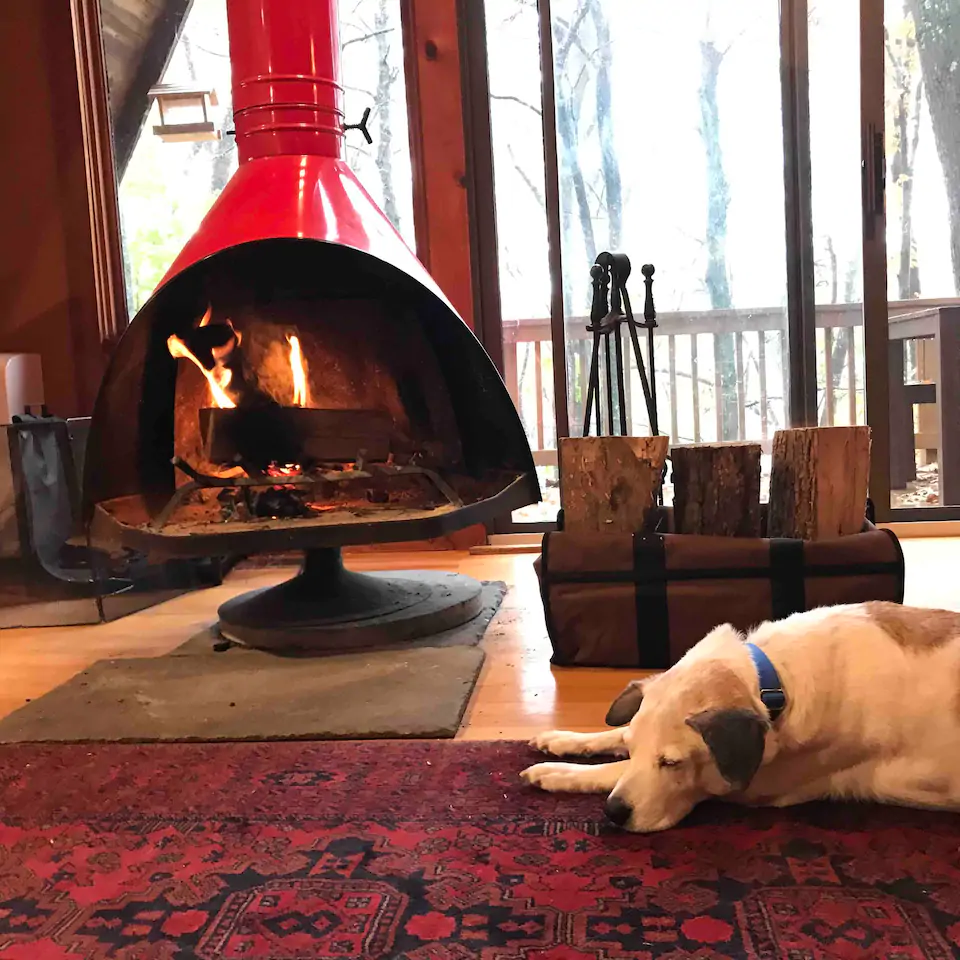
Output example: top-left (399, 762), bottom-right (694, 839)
top-left (671, 442), bottom-right (762, 536)
top-left (559, 436), bottom-right (669, 533)
top-left (767, 427), bottom-right (871, 540)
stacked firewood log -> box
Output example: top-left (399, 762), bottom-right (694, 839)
top-left (559, 426), bottom-right (871, 540)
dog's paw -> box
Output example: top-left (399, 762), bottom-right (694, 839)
top-left (529, 730), bottom-right (594, 756)
top-left (520, 762), bottom-right (592, 793)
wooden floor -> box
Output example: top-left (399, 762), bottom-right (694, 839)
top-left (0, 537), bottom-right (956, 740)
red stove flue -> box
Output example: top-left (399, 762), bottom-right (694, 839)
top-left (159, 0), bottom-right (450, 303)
top-left (82, 0), bottom-right (539, 584)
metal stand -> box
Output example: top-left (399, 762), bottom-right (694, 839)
top-left (582, 254), bottom-right (660, 438)
top-left (217, 547), bottom-right (484, 652)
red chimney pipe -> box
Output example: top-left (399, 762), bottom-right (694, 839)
top-left (228, 0), bottom-right (345, 162)
top-left (156, 0), bottom-right (452, 312)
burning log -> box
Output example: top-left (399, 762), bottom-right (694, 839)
top-left (199, 406), bottom-right (394, 468)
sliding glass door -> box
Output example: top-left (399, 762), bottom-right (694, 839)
top-left (549, 0), bottom-right (790, 508)
top-left (881, 0), bottom-right (960, 515)
top-left (475, 0), bottom-right (958, 525)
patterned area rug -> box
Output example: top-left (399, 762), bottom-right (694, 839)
top-left (2, 740), bottom-right (960, 959)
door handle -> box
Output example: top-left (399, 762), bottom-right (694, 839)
top-left (873, 128), bottom-right (885, 217)
top-left (862, 123), bottom-right (885, 239)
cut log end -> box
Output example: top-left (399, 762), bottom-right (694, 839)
top-left (671, 442), bottom-right (762, 536)
top-left (768, 426), bottom-right (871, 540)
top-left (559, 435), bottom-right (669, 534)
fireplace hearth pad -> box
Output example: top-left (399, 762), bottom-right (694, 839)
top-left (217, 547), bottom-right (484, 652)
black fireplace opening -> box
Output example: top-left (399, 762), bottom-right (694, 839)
top-left (83, 239), bottom-right (540, 559)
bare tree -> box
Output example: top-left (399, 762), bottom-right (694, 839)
top-left (551, 0), bottom-right (627, 430)
top-left (698, 32), bottom-right (739, 440)
top-left (590, 2), bottom-right (622, 250)
top-left (908, 0), bottom-right (960, 290)
top-left (374, 0), bottom-right (401, 229)
top-left (886, 18), bottom-right (924, 299)
top-left (340, 0), bottom-right (403, 234)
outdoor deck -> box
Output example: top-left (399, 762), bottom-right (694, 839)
top-left (502, 299), bottom-right (960, 508)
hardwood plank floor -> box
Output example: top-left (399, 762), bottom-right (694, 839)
top-left (0, 537), bottom-right (955, 738)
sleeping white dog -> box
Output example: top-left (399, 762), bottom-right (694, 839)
top-left (521, 601), bottom-right (960, 832)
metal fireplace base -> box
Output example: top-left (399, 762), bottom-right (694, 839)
top-left (217, 547), bottom-right (484, 652)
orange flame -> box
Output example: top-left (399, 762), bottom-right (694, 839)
top-left (288, 335), bottom-right (310, 407)
top-left (167, 335), bottom-right (236, 409)
top-left (198, 304), bottom-right (213, 327)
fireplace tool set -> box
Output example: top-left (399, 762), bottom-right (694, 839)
top-left (582, 253), bottom-right (660, 439)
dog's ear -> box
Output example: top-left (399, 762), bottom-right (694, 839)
top-left (605, 680), bottom-right (646, 726)
top-left (686, 708), bottom-right (768, 790)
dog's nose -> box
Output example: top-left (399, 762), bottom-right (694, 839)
top-left (604, 795), bottom-right (632, 827)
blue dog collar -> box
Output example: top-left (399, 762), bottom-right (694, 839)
top-left (745, 643), bottom-right (787, 722)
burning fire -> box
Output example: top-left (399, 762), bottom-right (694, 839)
top-left (288, 335), bottom-right (310, 407)
top-left (167, 335), bottom-right (236, 408)
top-left (167, 307), bottom-right (309, 412)
top-left (167, 306), bottom-right (240, 409)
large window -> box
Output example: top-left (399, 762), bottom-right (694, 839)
top-left (487, 0), bottom-right (789, 522)
top-left (105, 0), bottom-right (415, 315)
top-left (481, 0), bottom-right (960, 525)
top-left (882, 0), bottom-right (960, 511)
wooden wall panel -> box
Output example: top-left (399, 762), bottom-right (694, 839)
top-left (403, 0), bottom-right (475, 330)
top-left (0, 1), bottom-right (110, 418)
top-left (401, 0), bottom-right (486, 548)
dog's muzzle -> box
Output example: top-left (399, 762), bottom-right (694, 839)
top-left (604, 795), bottom-right (632, 827)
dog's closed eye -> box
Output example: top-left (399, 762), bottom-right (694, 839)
top-left (658, 756), bottom-right (682, 769)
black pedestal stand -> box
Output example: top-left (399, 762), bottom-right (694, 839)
top-left (217, 547), bottom-right (484, 652)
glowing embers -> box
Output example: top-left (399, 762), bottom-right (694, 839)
top-left (147, 455), bottom-right (463, 530)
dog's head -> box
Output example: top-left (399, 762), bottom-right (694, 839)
top-left (602, 625), bottom-right (769, 832)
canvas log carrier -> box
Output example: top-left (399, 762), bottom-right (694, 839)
top-left (536, 523), bottom-right (905, 668)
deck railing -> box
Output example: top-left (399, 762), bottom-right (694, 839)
top-left (502, 300), bottom-right (950, 464)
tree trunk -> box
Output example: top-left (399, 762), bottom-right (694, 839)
top-left (908, 0), bottom-right (960, 291)
top-left (210, 107), bottom-right (235, 194)
top-left (590, 0), bottom-right (622, 250)
top-left (889, 20), bottom-right (924, 300)
top-left (374, 0), bottom-right (400, 231)
top-left (767, 426), bottom-right (871, 540)
top-left (699, 39), bottom-right (738, 441)
top-left (555, 3), bottom-right (601, 429)
top-left (671, 442), bottom-right (762, 536)
top-left (559, 435), bottom-right (669, 533)
top-left (826, 236), bottom-right (839, 304)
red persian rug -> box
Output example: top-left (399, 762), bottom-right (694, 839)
top-left (1, 741), bottom-right (960, 959)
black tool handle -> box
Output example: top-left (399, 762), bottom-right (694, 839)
top-left (641, 263), bottom-right (657, 326)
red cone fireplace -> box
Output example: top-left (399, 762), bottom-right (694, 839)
top-left (83, 0), bottom-right (539, 650)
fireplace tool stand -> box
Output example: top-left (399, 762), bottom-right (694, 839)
top-left (217, 547), bottom-right (484, 652)
top-left (582, 254), bottom-right (659, 438)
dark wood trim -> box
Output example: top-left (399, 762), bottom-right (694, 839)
top-left (887, 507), bottom-right (960, 521)
top-left (400, 0), bottom-right (430, 264)
top-left (860, 0), bottom-right (892, 519)
top-left (396, 0), bottom-right (484, 543)
top-left (70, 0), bottom-right (128, 347)
top-left (456, 0), bottom-right (552, 534)
top-left (456, 0), bottom-right (503, 370)
top-left (113, 0), bottom-right (194, 178)
top-left (780, 0), bottom-right (818, 426)
top-left (538, 0), bottom-right (570, 441)
top-left (400, 0), bottom-right (475, 329)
